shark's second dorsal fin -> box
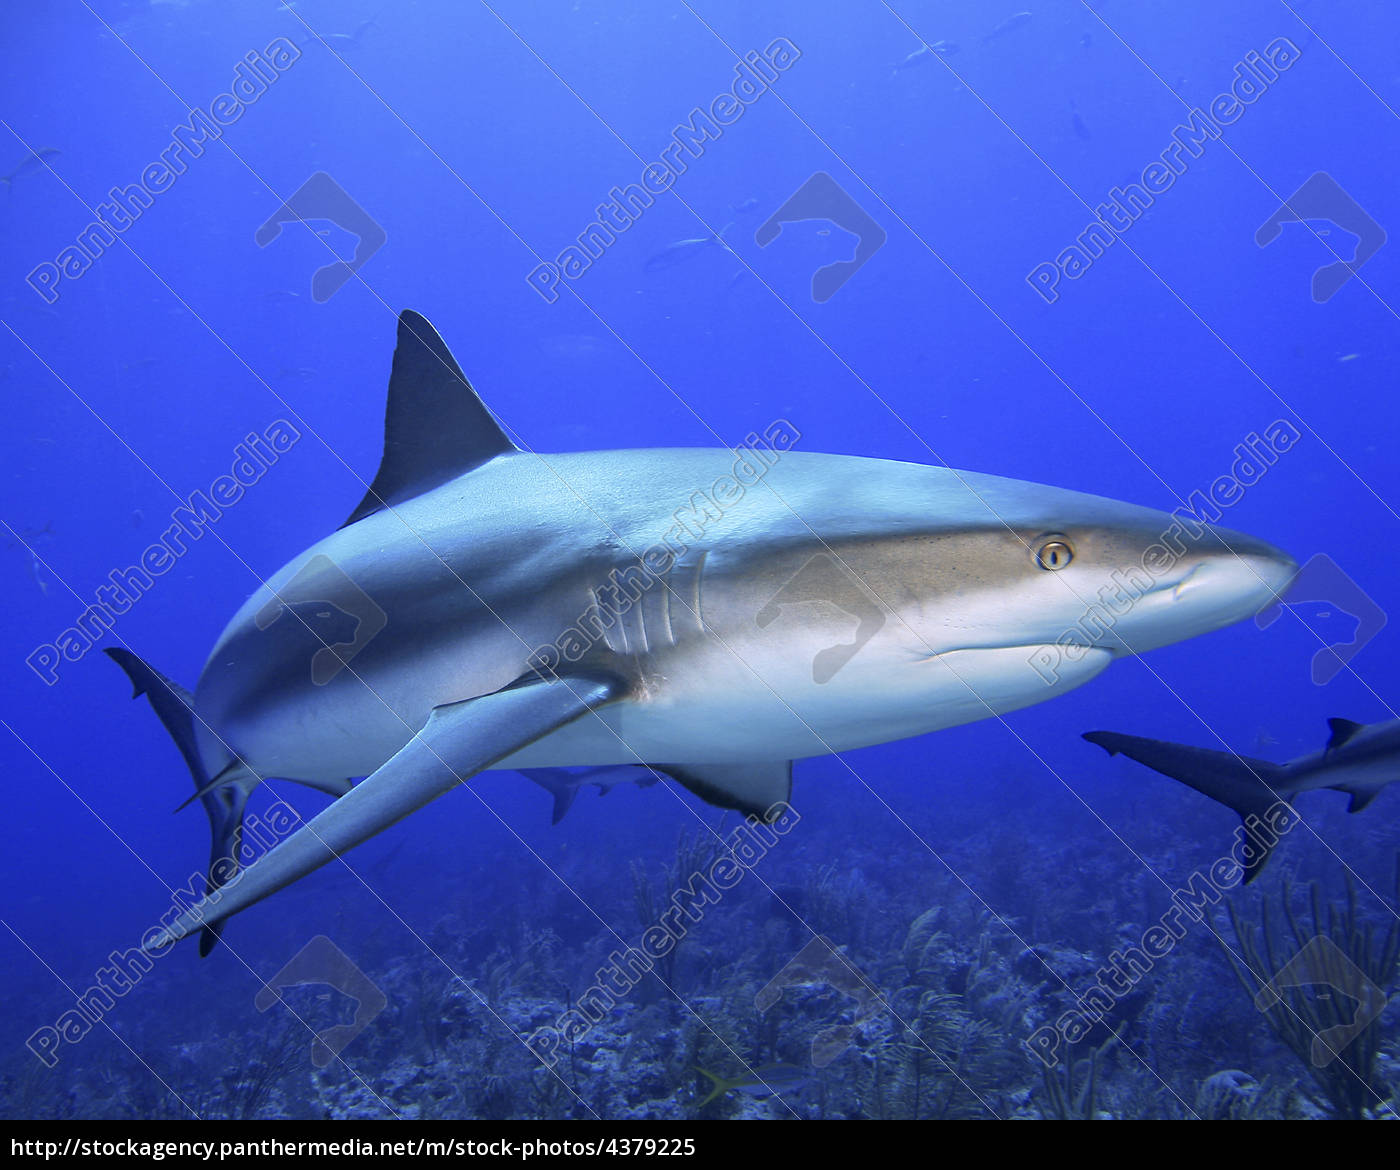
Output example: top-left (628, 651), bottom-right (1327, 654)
top-left (1325, 717), bottom-right (1366, 752)
top-left (342, 310), bottom-right (518, 528)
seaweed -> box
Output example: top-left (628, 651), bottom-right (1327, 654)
top-left (1221, 859), bottom-right (1400, 1119)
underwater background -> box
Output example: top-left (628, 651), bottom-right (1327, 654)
top-left (2, 0), bottom-right (1397, 1121)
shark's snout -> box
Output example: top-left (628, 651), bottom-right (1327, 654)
top-left (1190, 523), bottom-right (1298, 609)
top-left (1117, 523), bottom-right (1296, 653)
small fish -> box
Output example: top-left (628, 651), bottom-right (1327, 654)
top-left (1338, 352), bottom-right (1360, 362)
top-left (5, 520), bottom-right (53, 550)
top-left (644, 224), bottom-right (734, 273)
top-left (982, 11), bottom-right (1033, 44)
top-left (894, 40), bottom-right (958, 72)
top-left (1071, 102), bottom-right (1091, 141)
top-left (1, 147), bottom-right (60, 190)
top-left (518, 765), bottom-right (660, 825)
top-left (729, 196), bottom-right (760, 216)
top-left (30, 555), bottom-right (48, 595)
top-left (280, 366), bottom-right (318, 379)
top-left (304, 19), bottom-right (376, 50)
top-left (695, 1064), bottom-right (811, 1108)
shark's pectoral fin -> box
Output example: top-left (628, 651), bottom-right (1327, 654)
top-left (1083, 731), bottom-right (1289, 881)
top-left (658, 761), bottom-right (793, 822)
top-left (517, 769), bottom-right (580, 825)
top-left (147, 673), bottom-right (625, 950)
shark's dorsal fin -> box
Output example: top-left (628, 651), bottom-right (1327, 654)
top-left (1325, 717), bottom-right (1366, 752)
top-left (342, 310), bottom-right (518, 528)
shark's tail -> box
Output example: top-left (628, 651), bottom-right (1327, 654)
top-left (106, 649), bottom-right (252, 955)
top-left (518, 769), bottom-right (578, 825)
top-left (1083, 731), bottom-right (1292, 881)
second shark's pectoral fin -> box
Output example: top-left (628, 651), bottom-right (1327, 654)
top-left (1083, 731), bottom-right (1289, 881)
top-left (659, 761), bottom-right (793, 821)
top-left (147, 673), bottom-right (625, 950)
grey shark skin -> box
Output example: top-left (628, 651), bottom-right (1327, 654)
top-left (112, 309), bottom-right (1296, 951)
top-left (1084, 717), bottom-right (1400, 878)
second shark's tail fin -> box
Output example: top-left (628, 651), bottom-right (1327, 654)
top-left (518, 769), bottom-right (579, 825)
top-left (106, 648), bottom-right (253, 955)
top-left (1083, 731), bottom-right (1292, 881)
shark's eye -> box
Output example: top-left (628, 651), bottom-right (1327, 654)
top-left (1035, 537), bottom-right (1074, 571)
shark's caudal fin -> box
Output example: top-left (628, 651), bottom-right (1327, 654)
top-left (342, 310), bottom-right (519, 528)
top-left (105, 649), bottom-right (254, 955)
top-left (1083, 731), bottom-right (1291, 881)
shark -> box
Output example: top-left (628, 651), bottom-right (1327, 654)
top-left (109, 309), bottom-right (1296, 952)
top-left (1084, 716), bottom-right (1400, 878)
top-left (518, 765), bottom-right (662, 825)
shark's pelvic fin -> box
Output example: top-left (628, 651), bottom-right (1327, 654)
top-left (659, 761), bottom-right (793, 822)
top-left (342, 309), bottom-right (519, 528)
top-left (146, 672), bottom-right (626, 950)
top-left (1082, 731), bottom-right (1288, 881)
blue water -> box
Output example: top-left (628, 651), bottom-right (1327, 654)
top-left (2, 0), bottom-right (1396, 1121)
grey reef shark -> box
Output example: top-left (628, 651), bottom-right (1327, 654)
top-left (108, 310), bottom-right (1296, 953)
top-left (1084, 716), bottom-right (1400, 878)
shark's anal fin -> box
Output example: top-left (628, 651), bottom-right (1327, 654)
top-left (1083, 731), bottom-right (1289, 882)
top-left (342, 310), bottom-right (519, 528)
top-left (1325, 717), bottom-right (1366, 753)
top-left (146, 673), bottom-right (625, 950)
top-left (658, 761), bottom-right (793, 822)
